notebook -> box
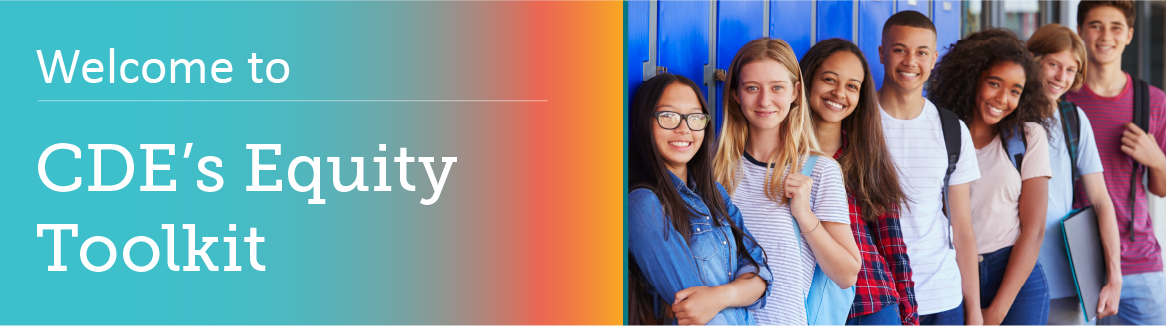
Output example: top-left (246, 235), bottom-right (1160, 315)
top-left (1061, 206), bottom-right (1106, 322)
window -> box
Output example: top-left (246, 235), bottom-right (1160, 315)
top-left (963, 0), bottom-right (981, 37)
top-left (1003, 0), bottom-right (1040, 39)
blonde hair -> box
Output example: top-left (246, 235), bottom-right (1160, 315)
top-left (714, 38), bottom-right (827, 204)
top-left (1026, 23), bottom-right (1088, 92)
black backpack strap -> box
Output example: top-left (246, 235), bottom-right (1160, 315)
top-left (1129, 78), bottom-right (1151, 242)
top-left (1059, 100), bottom-right (1082, 179)
top-left (1058, 99), bottom-right (1082, 207)
top-left (936, 105), bottom-right (961, 249)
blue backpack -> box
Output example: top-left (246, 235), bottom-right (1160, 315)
top-left (1001, 124), bottom-right (1028, 172)
top-left (790, 155), bottom-right (856, 325)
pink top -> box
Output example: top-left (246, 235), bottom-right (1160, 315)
top-left (970, 122), bottom-right (1052, 254)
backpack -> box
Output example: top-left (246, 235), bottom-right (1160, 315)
top-left (1127, 78), bottom-right (1152, 242)
top-left (1058, 100), bottom-right (1083, 186)
top-left (1000, 124), bottom-right (1028, 173)
top-left (937, 106), bottom-right (960, 249)
top-left (790, 155), bottom-right (856, 325)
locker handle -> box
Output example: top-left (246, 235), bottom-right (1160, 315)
top-left (714, 69), bottom-right (726, 82)
top-left (642, 63), bottom-right (668, 81)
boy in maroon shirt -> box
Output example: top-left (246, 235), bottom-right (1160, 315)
top-left (1065, 1), bottom-right (1166, 324)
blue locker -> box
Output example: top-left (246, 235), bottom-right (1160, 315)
top-left (716, 1), bottom-right (764, 133)
top-left (628, 1), bottom-right (650, 109)
top-left (770, 0), bottom-right (814, 60)
top-left (932, 0), bottom-right (961, 62)
top-left (658, 1), bottom-right (710, 109)
top-left (817, 0), bottom-right (854, 43)
top-left (859, 0), bottom-right (895, 90)
top-left (896, 0), bottom-right (930, 17)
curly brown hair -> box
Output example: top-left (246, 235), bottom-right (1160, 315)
top-left (928, 28), bottom-right (1052, 140)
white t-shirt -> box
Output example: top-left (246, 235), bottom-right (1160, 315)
top-left (1039, 106), bottom-right (1104, 299)
top-left (879, 99), bottom-right (981, 315)
top-left (734, 153), bottom-right (849, 325)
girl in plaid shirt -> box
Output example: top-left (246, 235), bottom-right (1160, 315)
top-left (801, 39), bottom-right (920, 325)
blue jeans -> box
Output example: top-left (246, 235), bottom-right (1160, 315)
top-left (1097, 271), bottom-right (1166, 325)
top-left (846, 304), bottom-right (901, 325)
top-left (919, 302), bottom-right (964, 325)
top-left (979, 246), bottom-right (1050, 325)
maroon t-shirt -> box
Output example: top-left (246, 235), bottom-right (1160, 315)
top-left (1066, 73), bottom-right (1166, 275)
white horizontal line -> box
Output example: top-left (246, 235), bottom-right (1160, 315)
top-left (38, 99), bottom-right (548, 103)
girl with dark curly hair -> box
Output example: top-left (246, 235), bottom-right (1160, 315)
top-left (928, 28), bottom-right (1053, 325)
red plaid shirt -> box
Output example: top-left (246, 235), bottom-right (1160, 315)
top-left (835, 139), bottom-right (919, 325)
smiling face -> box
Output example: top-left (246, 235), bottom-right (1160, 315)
top-left (1039, 50), bottom-right (1079, 100)
top-left (975, 61), bottom-right (1026, 125)
top-left (808, 51), bottom-right (864, 123)
top-left (654, 82), bottom-right (705, 177)
top-left (733, 59), bottom-right (797, 132)
top-left (879, 25), bottom-right (938, 93)
top-left (1078, 5), bottom-right (1133, 67)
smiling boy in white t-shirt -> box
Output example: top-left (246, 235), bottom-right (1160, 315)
top-left (876, 10), bottom-right (983, 325)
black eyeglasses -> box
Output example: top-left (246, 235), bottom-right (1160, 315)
top-left (653, 111), bottom-right (711, 131)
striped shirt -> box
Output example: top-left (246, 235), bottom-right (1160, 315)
top-left (879, 99), bottom-right (981, 315)
top-left (1065, 72), bottom-right (1166, 275)
top-left (735, 152), bottom-right (849, 325)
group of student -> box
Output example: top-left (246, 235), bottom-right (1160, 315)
top-left (627, 1), bottom-right (1166, 325)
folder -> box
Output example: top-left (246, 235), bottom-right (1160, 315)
top-left (1061, 206), bottom-right (1106, 322)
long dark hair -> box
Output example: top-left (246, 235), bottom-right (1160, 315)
top-left (628, 73), bottom-right (764, 324)
top-left (799, 39), bottom-right (908, 223)
top-left (929, 29), bottom-right (1053, 140)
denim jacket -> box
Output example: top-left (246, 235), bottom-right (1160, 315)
top-left (629, 171), bottom-right (773, 325)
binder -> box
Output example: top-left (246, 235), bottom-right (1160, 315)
top-left (1060, 206), bottom-right (1106, 322)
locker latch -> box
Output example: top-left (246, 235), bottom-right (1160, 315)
top-left (643, 61), bottom-right (652, 81)
top-left (643, 62), bottom-right (668, 81)
top-left (703, 65), bottom-right (714, 86)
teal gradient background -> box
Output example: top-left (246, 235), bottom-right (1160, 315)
top-left (0, 1), bottom-right (623, 324)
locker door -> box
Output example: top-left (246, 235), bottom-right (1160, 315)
top-left (628, 1), bottom-right (650, 108)
top-left (658, 1), bottom-right (710, 109)
top-left (897, 0), bottom-right (930, 17)
top-left (770, 0), bottom-right (814, 60)
top-left (817, 0), bottom-right (854, 42)
top-left (932, 0), bottom-right (961, 61)
top-left (859, 0), bottom-right (895, 90)
top-left (716, 1), bottom-right (764, 133)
